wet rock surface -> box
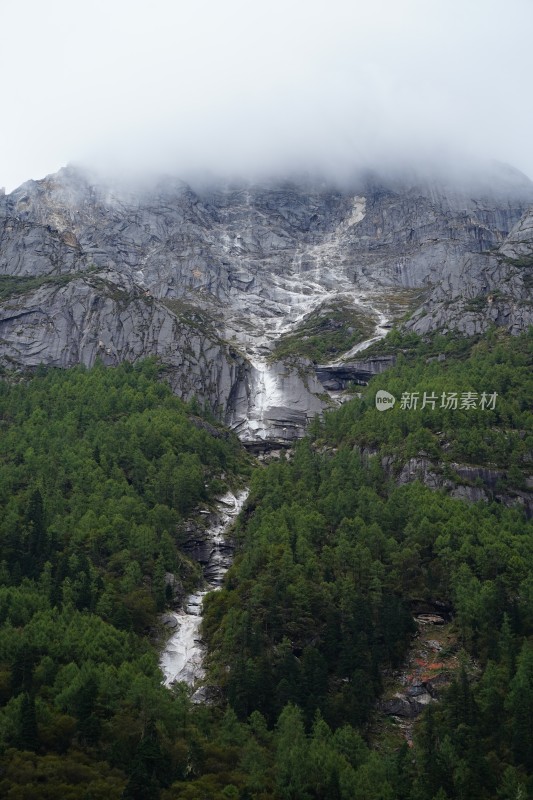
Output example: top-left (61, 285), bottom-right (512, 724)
top-left (315, 356), bottom-right (396, 390)
top-left (159, 490), bottom-right (248, 689)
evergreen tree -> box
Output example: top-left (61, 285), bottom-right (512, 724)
top-left (17, 693), bottom-right (38, 751)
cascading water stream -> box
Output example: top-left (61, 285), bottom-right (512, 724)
top-left (328, 306), bottom-right (390, 364)
top-left (159, 196), bottom-right (394, 689)
top-left (160, 489), bottom-right (249, 689)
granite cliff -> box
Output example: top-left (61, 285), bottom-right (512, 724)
top-left (1, 163), bottom-right (532, 442)
top-left (406, 204), bottom-right (533, 336)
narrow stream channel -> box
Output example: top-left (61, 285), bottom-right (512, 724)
top-left (160, 489), bottom-right (249, 689)
top-left (160, 297), bottom-right (390, 691)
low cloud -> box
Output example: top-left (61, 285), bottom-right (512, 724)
top-left (1, 0), bottom-right (532, 190)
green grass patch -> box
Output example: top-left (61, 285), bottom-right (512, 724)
top-left (0, 273), bottom-right (75, 301)
top-left (271, 301), bottom-right (376, 363)
top-left (0, 268), bottom-right (103, 303)
top-left (501, 253), bottom-right (533, 269)
top-left (160, 297), bottom-right (222, 337)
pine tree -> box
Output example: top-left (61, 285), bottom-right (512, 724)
top-left (506, 641), bottom-right (533, 770)
top-left (18, 692), bottom-right (38, 751)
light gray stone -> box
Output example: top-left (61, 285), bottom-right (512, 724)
top-left (1, 163), bottom-right (532, 442)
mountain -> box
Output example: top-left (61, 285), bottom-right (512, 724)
top-left (1, 162), bottom-right (532, 443)
top-left (406, 204), bottom-right (533, 335)
top-left (0, 163), bottom-right (532, 800)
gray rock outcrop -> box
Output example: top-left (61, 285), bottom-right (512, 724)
top-left (385, 455), bottom-right (533, 517)
top-left (380, 691), bottom-right (434, 719)
top-left (406, 205), bottom-right (533, 336)
top-left (0, 267), bottom-right (246, 415)
top-left (1, 162), bottom-right (532, 440)
top-left (315, 356), bottom-right (396, 390)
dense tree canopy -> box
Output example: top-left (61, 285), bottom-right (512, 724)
top-left (0, 330), bottom-right (531, 798)
top-left (203, 329), bottom-right (533, 797)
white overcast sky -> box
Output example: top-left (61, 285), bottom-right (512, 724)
top-left (1, 0), bottom-right (532, 191)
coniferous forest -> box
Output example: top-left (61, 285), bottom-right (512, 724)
top-left (0, 330), bottom-right (532, 799)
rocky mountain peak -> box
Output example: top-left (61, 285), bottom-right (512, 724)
top-left (1, 163), bottom-right (532, 442)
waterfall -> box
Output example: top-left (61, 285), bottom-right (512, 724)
top-left (159, 489), bottom-right (249, 690)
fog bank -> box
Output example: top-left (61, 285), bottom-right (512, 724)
top-left (1, 0), bottom-right (532, 190)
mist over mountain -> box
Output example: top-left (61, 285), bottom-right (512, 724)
top-left (1, 4), bottom-right (533, 795)
top-left (2, 0), bottom-right (533, 191)
top-left (1, 159), bottom-right (532, 447)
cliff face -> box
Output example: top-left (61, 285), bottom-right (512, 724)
top-left (0, 163), bottom-right (532, 441)
top-left (405, 205), bottom-right (533, 336)
top-left (0, 269), bottom-right (247, 414)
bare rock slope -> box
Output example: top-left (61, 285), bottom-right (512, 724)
top-left (1, 163), bottom-right (532, 441)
